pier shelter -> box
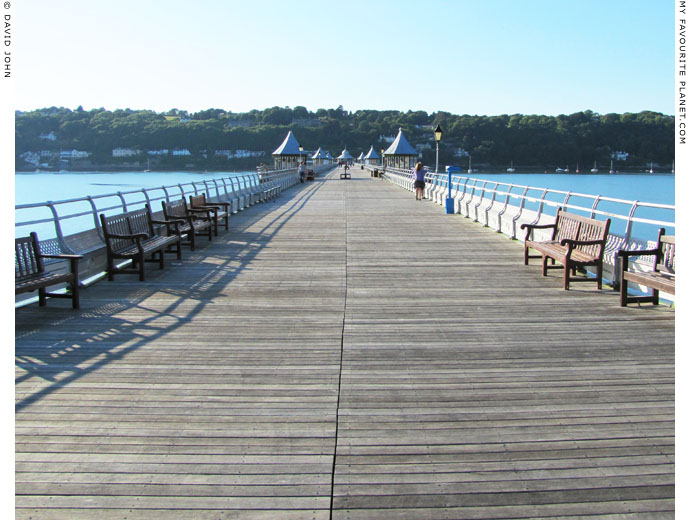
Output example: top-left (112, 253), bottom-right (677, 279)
top-left (363, 145), bottom-right (380, 165)
top-left (272, 130), bottom-right (303, 169)
top-left (383, 127), bottom-right (418, 169)
top-left (312, 147), bottom-right (326, 165)
top-left (337, 147), bottom-right (353, 162)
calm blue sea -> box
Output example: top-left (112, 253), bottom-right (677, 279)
top-left (473, 173), bottom-right (674, 206)
top-left (15, 170), bottom-right (253, 206)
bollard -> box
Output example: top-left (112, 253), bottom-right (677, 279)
top-left (445, 168), bottom-right (454, 214)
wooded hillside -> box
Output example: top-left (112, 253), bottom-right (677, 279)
top-left (15, 106), bottom-right (674, 171)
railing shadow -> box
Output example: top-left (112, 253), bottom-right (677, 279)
top-left (15, 173), bottom-right (333, 412)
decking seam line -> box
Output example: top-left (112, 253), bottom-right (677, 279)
top-left (330, 170), bottom-right (348, 518)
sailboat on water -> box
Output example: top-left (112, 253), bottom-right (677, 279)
top-left (506, 160), bottom-right (515, 173)
top-left (590, 161), bottom-right (598, 173)
top-left (609, 160), bottom-right (614, 174)
top-left (467, 155), bottom-right (473, 174)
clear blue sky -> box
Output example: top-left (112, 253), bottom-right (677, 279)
top-left (16, 0), bottom-right (675, 116)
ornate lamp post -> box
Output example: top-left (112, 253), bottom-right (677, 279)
top-left (298, 145), bottom-right (303, 167)
top-left (434, 124), bottom-right (443, 173)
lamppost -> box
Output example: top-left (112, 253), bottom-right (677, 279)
top-left (298, 145), bottom-right (303, 167)
top-left (381, 148), bottom-right (385, 167)
top-left (434, 124), bottom-right (443, 173)
top-left (435, 124), bottom-right (454, 214)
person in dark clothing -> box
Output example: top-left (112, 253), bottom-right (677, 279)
top-left (413, 162), bottom-right (426, 200)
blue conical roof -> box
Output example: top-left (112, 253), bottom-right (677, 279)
top-left (364, 145), bottom-right (380, 159)
top-left (272, 131), bottom-right (301, 155)
top-left (383, 128), bottom-right (417, 156)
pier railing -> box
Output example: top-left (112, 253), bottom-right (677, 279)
top-left (371, 165), bottom-right (675, 290)
top-left (16, 170), bottom-right (301, 250)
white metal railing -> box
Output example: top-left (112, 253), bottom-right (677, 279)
top-left (371, 165), bottom-right (675, 291)
top-left (15, 169), bottom-right (301, 254)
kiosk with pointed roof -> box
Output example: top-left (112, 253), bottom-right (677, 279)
top-left (383, 128), bottom-right (419, 169)
top-left (363, 145), bottom-right (380, 165)
top-left (311, 147), bottom-right (326, 165)
top-left (272, 131), bottom-right (304, 170)
top-left (337, 147), bottom-right (353, 162)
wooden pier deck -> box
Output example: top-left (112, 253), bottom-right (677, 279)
top-left (16, 168), bottom-right (675, 519)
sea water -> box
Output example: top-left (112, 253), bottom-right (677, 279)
top-left (15, 170), bottom-right (253, 206)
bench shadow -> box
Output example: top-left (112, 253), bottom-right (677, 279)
top-left (15, 175), bottom-right (331, 412)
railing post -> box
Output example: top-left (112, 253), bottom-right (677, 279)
top-left (116, 192), bottom-right (128, 212)
top-left (510, 187), bottom-right (530, 239)
top-left (590, 195), bottom-right (601, 219)
top-left (623, 201), bottom-right (639, 245)
top-left (45, 201), bottom-right (70, 252)
top-left (141, 188), bottom-right (152, 207)
top-left (85, 195), bottom-right (104, 241)
top-left (496, 184), bottom-right (513, 233)
top-left (483, 183), bottom-right (498, 227)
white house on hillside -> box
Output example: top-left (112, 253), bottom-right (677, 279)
top-left (112, 148), bottom-right (139, 157)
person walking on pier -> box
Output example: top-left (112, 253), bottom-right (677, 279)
top-left (298, 161), bottom-right (307, 183)
top-left (414, 162), bottom-right (426, 200)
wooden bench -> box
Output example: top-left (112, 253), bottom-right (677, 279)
top-left (189, 194), bottom-right (230, 236)
top-left (618, 228), bottom-right (675, 306)
top-left (16, 232), bottom-right (83, 309)
top-left (161, 198), bottom-right (213, 250)
top-left (521, 208), bottom-right (611, 290)
top-left (99, 204), bottom-right (182, 281)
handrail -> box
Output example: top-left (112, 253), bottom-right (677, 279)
top-left (376, 166), bottom-right (675, 242)
top-left (15, 169), bottom-right (303, 252)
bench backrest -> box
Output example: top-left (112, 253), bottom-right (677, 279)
top-left (15, 232), bottom-right (44, 280)
top-left (554, 208), bottom-right (610, 258)
top-left (656, 229), bottom-right (675, 275)
top-left (162, 198), bottom-right (189, 219)
top-left (189, 194), bottom-right (207, 208)
top-left (100, 205), bottom-right (155, 251)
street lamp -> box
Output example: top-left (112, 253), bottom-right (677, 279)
top-left (381, 148), bottom-right (385, 167)
top-left (298, 145), bottom-right (303, 166)
top-left (434, 124), bottom-right (443, 174)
